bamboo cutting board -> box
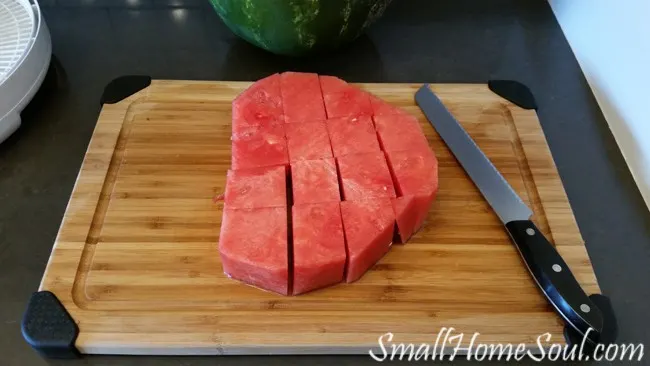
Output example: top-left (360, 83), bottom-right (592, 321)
top-left (35, 80), bottom-right (600, 355)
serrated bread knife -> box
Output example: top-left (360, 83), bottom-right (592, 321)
top-left (415, 84), bottom-right (603, 344)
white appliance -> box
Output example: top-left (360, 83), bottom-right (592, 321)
top-left (0, 0), bottom-right (51, 143)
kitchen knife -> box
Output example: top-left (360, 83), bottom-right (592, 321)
top-left (415, 84), bottom-right (604, 344)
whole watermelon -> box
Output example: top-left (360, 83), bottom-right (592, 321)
top-left (208, 0), bottom-right (393, 56)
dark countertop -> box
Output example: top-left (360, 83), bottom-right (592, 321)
top-left (1, 0), bottom-right (649, 365)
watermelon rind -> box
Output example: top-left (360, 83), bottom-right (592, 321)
top-left (208, 0), bottom-right (393, 56)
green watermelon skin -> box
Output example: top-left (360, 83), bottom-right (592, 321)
top-left (208, 0), bottom-right (392, 56)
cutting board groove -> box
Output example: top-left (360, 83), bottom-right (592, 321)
top-left (37, 80), bottom-right (599, 355)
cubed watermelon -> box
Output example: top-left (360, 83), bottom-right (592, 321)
top-left (232, 117), bottom-right (283, 138)
top-left (369, 93), bottom-right (408, 116)
top-left (416, 191), bottom-right (436, 230)
top-left (292, 202), bottom-right (346, 295)
top-left (373, 114), bottom-right (430, 153)
top-left (327, 116), bottom-right (380, 157)
top-left (221, 73), bottom-right (441, 295)
top-left (340, 199), bottom-right (395, 283)
top-left (280, 72), bottom-right (327, 123)
top-left (231, 124), bottom-right (289, 170)
top-left (224, 166), bottom-right (286, 209)
top-left (385, 148), bottom-right (439, 233)
top-left (232, 73), bottom-right (284, 131)
top-left (385, 148), bottom-right (438, 197)
top-left (291, 158), bottom-right (340, 205)
top-left (337, 152), bottom-right (396, 201)
top-left (319, 76), bottom-right (372, 118)
top-left (319, 75), bottom-right (349, 93)
top-left (391, 195), bottom-right (420, 243)
top-left (219, 207), bottom-right (289, 295)
top-left (285, 122), bottom-right (332, 161)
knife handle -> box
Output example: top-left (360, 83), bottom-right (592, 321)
top-left (505, 220), bottom-right (603, 343)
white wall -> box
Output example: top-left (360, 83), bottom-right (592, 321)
top-left (549, 0), bottom-right (650, 210)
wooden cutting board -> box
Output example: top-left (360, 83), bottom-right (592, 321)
top-left (36, 80), bottom-right (600, 355)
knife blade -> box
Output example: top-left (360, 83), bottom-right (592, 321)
top-left (415, 84), bottom-right (604, 343)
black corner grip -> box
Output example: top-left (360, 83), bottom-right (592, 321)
top-left (22, 291), bottom-right (80, 359)
top-left (100, 75), bottom-right (152, 105)
top-left (488, 80), bottom-right (537, 110)
top-left (564, 294), bottom-right (618, 352)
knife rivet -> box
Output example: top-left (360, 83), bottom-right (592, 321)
top-left (526, 228), bottom-right (535, 236)
top-left (580, 304), bottom-right (591, 313)
top-left (552, 264), bottom-right (562, 272)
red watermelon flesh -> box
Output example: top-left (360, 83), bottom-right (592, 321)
top-left (326, 116), bottom-right (381, 157)
top-left (391, 196), bottom-right (420, 243)
top-left (232, 116), bottom-right (283, 138)
top-left (320, 75), bottom-right (373, 118)
top-left (280, 72), bottom-right (327, 123)
top-left (369, 93), bottom-right (408, 116)
top-left (231, 123), bottom-right (289, 170)
top-left (385, 148), bottom-right (439, 231)
top-left (285, 121), bottom-right (332, 161)
top-left (292, 202), bottom-right (346, 295)
top-left (221, 73), bottom-right (440, 295)
top-left (319, 75), bottom-right (349, 93)
top-left (340, 199), bottom-right (395, 283)
top-left (219, 207), bottom-right (288, 295)
top-left (385, 147), bottom-right (439, 196)
top-left (337, 152), bottom-right (396, 201)
top-left (224, 166), bottom-right (286, 209)
top-left (232, 73), bottom-right (284, 131)
top-left (417, 191), bottom-right (437, 230)
top-left (291, 158), bottom-right (340, 205)
top-left (373, 114), bottom-right (431, 153)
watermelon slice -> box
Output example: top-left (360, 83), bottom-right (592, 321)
top-left (319, 76), bottom-right (372, 118)
top-left (280, 72), bottom-right (327, 123)
top-left (385, 148), bottom-right (438, 196)
top-left (291, 158), bottom-right (340, 205)
top-left (369, 93), bottom-right (408, 116)
top-left (219, 206), bottom-right (289, 295)
top-left (231, 124), bottom-right (289, 170)
top-left (391, 196), bottom-right (420, 243)
top-left (337, 152), bottom-right (396, 201)
top-left (319, 75), bottom-right (349, 94)
top-left (340, 199), bottom-right (395, 283)
top-left (232, 73), bottom-right (284, 131)
top-left (385, 148), bottom-right (439, 234)
top-left (224, 166), bottom-right (286, 209)
top-left (373, 114), bottom-right (430, 153)
top-left (221, 73), bottom-right (441, 295)
top-left (416, 192), bottom-right (436, 231)
top-left (392, 193), bottom-right (435, 242)
top-left (232, 116), bottom-right (283, 138)
top-left (285, 121), bottom-right (332, 161)
top-left (326, 116), bottom-right (381, 157)
top-left (292, 202), bottom-right (346, 295)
